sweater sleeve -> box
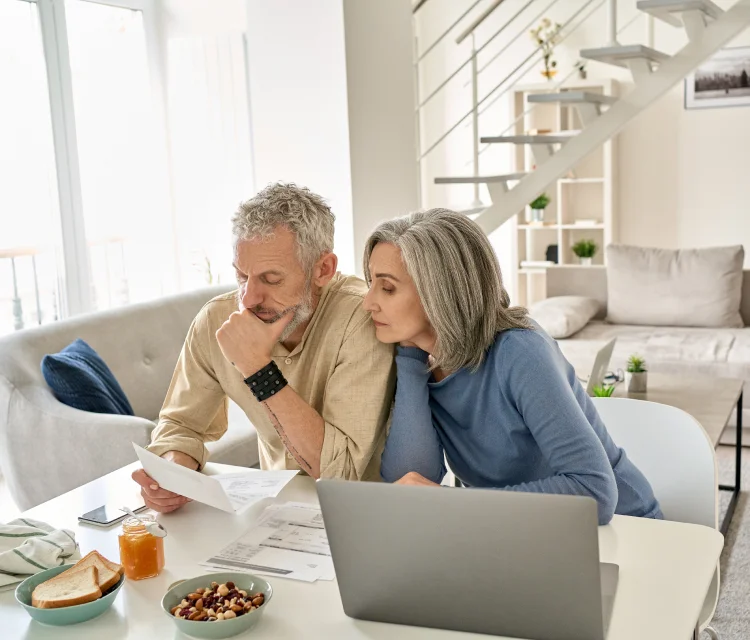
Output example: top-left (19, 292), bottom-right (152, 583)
top-left (498, 331), bottom-right (618, 525)
top-left (380, 347), bottom-right (446, 484)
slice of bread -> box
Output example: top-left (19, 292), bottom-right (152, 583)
top-left (32, 566), bottom-right (102, 609)
top-left (66, 551), bottom-right (123, 592)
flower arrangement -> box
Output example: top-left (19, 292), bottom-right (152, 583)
top-left (530, 18), bottom-right (563, 80)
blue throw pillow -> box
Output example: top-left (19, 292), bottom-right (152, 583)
top-left (41, 339), bottom-right (134, 415)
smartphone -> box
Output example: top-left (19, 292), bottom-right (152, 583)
top-left (78, 503), bottom-right (148, 528)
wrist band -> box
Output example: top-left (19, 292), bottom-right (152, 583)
top-left (244, 361), bottom-right (288, 402)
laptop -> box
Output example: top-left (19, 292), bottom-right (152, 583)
top-left (585, 338), bottom-right (617, 395)
top-left (317, 480), bottom-right (618, 640)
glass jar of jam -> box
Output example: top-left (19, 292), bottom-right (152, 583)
top-left (118, 516), bottom-right (165, 580)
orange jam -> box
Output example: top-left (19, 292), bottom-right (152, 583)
top-left (118, 517), bottom-right (165, 580)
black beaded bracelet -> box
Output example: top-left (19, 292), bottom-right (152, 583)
top-left (244, 361), bottom-right (288, 402)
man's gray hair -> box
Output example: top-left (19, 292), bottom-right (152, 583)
top-left (363, 208), bottom-right (531, 372)
top-left (232, 182), bottom-right (335, 272)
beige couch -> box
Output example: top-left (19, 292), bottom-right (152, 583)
top-left (545, 264), bottom-right (750, 431)
top-left (0, 285), bottom-right (259, 510)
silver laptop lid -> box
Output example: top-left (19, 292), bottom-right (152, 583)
top-left (317, 480), bottom-right (606, 640)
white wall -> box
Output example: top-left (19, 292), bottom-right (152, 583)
top-left (245, 0), bottom-right (355, 272)
top-left (245, 0), bottom-right (418, 275)
top-left (415, 0), bottom-right (750, 265)
top-left (343, 0), bottom-right (420, 264)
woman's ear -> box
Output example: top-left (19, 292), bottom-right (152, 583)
top-left (312, 252), bottom-right (338, 288)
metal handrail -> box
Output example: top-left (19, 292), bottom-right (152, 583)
top-left (412, 0), bottom-right (432, 14)
top-left (416, 0), bottom-right (538, 110)
top-left (455, 0), bottom-right (507, 44)
top-left (472, 6), bottom-right (643, 162)
top-left (417, 0), bottom-right (484, 63)
top-left (418, 0), bottom-right (599, 160)
top-left (477, 0), bottom-right (605, 119)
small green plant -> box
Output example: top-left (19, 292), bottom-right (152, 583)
top-left (592, 384), bottom-right (615, 397)
top-left (572, 239), bottom-right (598, 259)
top-left (529, 193), bottom-right (550, 210)
top-left (627, 354), bottom-right (647, 373)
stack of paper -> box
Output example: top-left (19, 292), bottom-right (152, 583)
top-left (201, 502), bottom-right (334, 582)
top-left (133, 444), bottom-right (298, 514)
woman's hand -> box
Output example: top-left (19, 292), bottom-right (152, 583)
top-left (395, 471), bottom-right (440, 487)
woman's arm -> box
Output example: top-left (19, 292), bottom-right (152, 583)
top-left (499, 332), bottom-right (618, 525)
top-left (380, 347), bottom-right (446, 484)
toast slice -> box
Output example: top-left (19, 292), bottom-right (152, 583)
top-left (31, 566), bottom-right (102, 609)
top-left (66, 550), bottom-right (123, 592)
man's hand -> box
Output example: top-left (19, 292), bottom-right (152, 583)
top-left (216, 309), bottom-right (294, 378)
top-left (131, 450), bottom-right (199, 513)
top-left (395, 471), bottom-right (440, 487)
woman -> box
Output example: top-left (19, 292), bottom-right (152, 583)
top-left (362, 209), bottom-right (662, 525)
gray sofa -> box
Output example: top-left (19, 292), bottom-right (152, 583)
top-left (545, 265), bottom-right (750, 432)
top-left (0, 285), bottom-right (259, 510)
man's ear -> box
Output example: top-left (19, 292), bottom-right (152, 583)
top-left (312, 252), bottom-right (338, 288)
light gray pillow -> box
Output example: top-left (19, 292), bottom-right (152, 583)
top-left (529, 296), bottom-right (601, 339)
top-left (606, 244), bottom-right (744, 328)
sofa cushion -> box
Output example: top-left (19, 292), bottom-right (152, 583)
top-left (529, 296), bottom-right (601, 338)
top-left (41, 339), bottom-right (134, 415)
top-left (606, 244), bottom-right (744, 328)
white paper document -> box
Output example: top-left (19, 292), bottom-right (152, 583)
top-left (200, 502), bottom-right (334, 582)
top-left (133, 444), bottom-right (298, 514)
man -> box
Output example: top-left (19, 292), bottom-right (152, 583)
top-left (132, 183), bottom-right (396, 513)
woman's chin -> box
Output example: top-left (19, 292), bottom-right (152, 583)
top-left (373, 325), bottom-right (399, 344)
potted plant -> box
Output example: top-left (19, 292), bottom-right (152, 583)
top-left (591, 384), bottom-right (615, 398)
top-left (527, 193), bottom-right (550, 224)
top-left (575, 60), bottom-right (587, 80)
top-left (530, 18), bottom-right (562, 81)
top-left (572, 239), bottom-right (597, 265)
top-left (625, 354), bottom-right (647, 393)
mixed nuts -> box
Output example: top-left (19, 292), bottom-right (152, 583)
top-left (170, 581), bottom-right (265, 622)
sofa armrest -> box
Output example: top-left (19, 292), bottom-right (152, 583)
top-left (0, 379), bottom-right (155, 510)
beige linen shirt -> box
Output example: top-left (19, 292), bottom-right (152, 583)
top-left (147, 273), bottom-right (396, 481)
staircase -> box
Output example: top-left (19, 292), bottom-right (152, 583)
top-left (414, 0), bottom-right (750, 236)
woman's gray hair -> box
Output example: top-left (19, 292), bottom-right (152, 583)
top-left (363, 208), bottom-right (531, 372)
top-left (232, 182), bottom-right (335, 273)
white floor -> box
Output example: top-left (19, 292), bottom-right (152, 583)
top-left (0, 474), bottom-right (21, 522)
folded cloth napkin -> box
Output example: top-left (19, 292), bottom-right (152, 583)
top-left (0, 518), bottom-right (81, 590)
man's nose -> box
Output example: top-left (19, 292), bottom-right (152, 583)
top-left (241, 281), bottom-right (263, 309)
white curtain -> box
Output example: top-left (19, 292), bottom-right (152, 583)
top-left (166, 34), bottom-right (253, 290)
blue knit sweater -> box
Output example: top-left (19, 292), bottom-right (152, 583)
top-left (380, 325), bottom-right (663, 525)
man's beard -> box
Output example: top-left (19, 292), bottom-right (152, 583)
top-left (237, 282), bottom-right (314, 342)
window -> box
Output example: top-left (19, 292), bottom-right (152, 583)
top-left (0, 1), bottom-right (65, 333)
top-left (0, 0), bottom-right (254, 334)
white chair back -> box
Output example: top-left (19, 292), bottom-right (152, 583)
top-left (591, 397), bottom-right (718, 529)
top-left (592, 397), bottom-right (721, 633)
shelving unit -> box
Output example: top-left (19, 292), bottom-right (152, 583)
top-left (506, 78), bottom-right (618, 307)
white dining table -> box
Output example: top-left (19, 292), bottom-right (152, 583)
top-left (0, 462), bottom-right (724, 640)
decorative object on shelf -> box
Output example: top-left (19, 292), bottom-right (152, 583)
top-left (530, 18), bottom-right (562, 81)
top-left (625, 354), bottom-right (647, 393)
top-left (526, 128), bottom-right (552, 135)
top-left (527, 193), bottom-right (550, 224)
top-left (572, 239), bottom-right (597, 265)
top-left (545, 244), bottom-right (559, 264)
top-left (575, 60), bottom-right (587, 80)
top-left (685, 46), bottom-right (750, 110)
top-left (591, 384), bottom-right (615, 398)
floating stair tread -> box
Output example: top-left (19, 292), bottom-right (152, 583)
top-left (527, 91), bottom-right (617, 106)
top-left (434, 173), bottom-right (527, 185)
top-left (480, 131), bottom-right (579, 144)
top-left (580, 44), bottom-right (670, 68)
top-left (636, 0), bottom-right (722, 27)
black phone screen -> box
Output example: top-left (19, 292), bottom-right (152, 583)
top-left (79, 503), bottom-right (147, 525)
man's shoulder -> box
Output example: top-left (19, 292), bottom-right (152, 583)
top-left (321, 274), bottom-right (382, 343)
top-left (193, 290), bottom-right (238, 331)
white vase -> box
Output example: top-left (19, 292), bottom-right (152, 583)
top-left (528, 208), bottom-right (545, 224)
top-left (579, 257), bottom-right (593, 266)
top-left (625, 371), bottom-right (648, 393)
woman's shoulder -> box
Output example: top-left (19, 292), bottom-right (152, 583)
top-left (488, 322), bottom-right (558, 367)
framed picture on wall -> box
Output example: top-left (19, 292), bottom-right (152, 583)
top-left (685, 46), bottom-right (750, 110)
